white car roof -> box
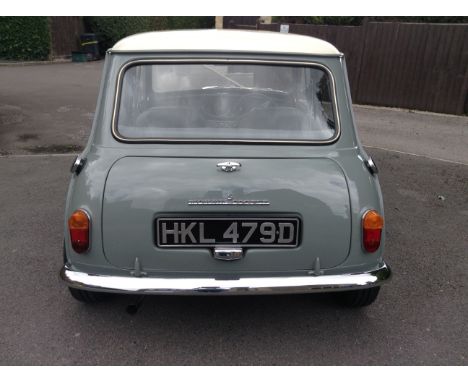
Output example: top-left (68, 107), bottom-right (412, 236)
top-left (111, 29), bottom-right (341, 56)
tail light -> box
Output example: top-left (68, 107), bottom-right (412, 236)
top-left (68, 209), bottom-right (90, 253)
top-left (362, 210), bottom-right (383, 253)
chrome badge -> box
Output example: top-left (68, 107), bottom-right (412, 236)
top-left (188, 199), bottom-right (270, 206)
top-left (217, 161), bottom-right (241, 172)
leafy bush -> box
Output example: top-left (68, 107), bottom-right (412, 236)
top-left (0, 17), bottom-right (50, 60)
top-left (84, 16), bottom-right (215, 51)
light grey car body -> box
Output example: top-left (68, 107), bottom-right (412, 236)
top-left (61, 31), bottom-right (391, 298)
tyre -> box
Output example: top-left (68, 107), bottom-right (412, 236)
top-left (336, 286), bottom-right (380, 307)
top-left (68, 287), bottom-right (109, 303)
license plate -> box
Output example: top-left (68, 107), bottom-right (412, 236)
top-left (156, 217), bottom-right (300, 247)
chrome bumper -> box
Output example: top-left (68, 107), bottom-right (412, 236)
top-left (60, 263), bottom-right (391, 296)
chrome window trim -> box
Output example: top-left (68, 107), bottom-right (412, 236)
top-left (107, 50), bottom-right (345, 59)
top-left (111, 58), bottom-right (341, 145)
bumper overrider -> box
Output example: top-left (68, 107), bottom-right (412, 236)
top-left (60, 263), bottom-right (391, 295)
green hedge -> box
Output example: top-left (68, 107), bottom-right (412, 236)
top-left (0, 16), bottom-right (216, 60)
top-left (84, 17), bottom-right (154, 52)
top-left (0, 17), bottom-right (50, 60)
top-left (84, 16), bottom-right (215, 51)
top-left (165, 16), bottom-right (215, 30)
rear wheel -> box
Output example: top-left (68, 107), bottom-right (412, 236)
top-left (336, 286), bottom-right (380, 307)
top-left (68, 287), bottom-right (109, 303)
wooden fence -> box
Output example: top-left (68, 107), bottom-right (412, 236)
top-left (231, 22), bottom-right (468, 115)
top-left (49, 17), bottom-right (84, 58)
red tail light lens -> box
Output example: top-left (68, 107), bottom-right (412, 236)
top-left (362, 210), bottom-right (383, 253)
top-left (68, 209), bottom-right (90, 253)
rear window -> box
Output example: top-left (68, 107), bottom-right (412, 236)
top-left (115, 62), bottom-right (338, 142)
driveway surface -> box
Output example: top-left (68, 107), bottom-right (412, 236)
top-left (0, 62), bottom-right (467, 365)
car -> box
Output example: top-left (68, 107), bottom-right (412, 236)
top-left (61, 29), bottom-right (391, 307)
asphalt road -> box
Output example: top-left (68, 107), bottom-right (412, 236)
top-left (0, 62), bottom-right (467, 365)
